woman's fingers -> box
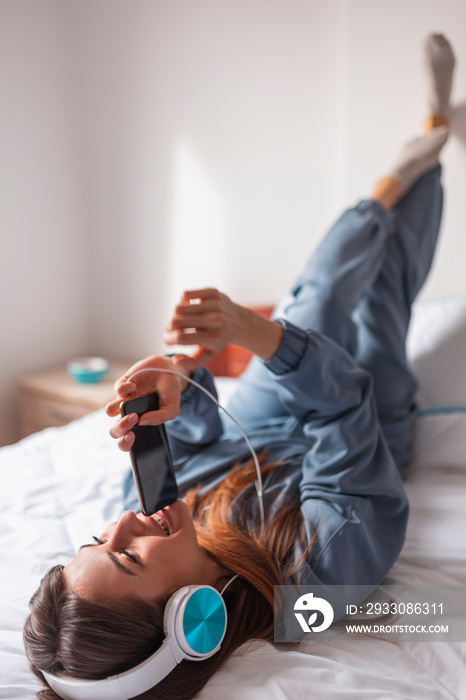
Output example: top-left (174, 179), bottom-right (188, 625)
top-left (106, 356), bottom-right (186, 449)
top-left (182, 288), bottom-right (221, 302)
top-left (109, 401), bottom-right (180, 452)
top-left (117, 432), bottom-right (135, 452)
top-left (166, 310), bottom-right (222, 332)
top-left (167, 290), bottom-right (221, 324)
top-left (138, 401), bottom-right (180, 425)
top-left (114, 379), bottom-right (137, 396)
top-left (105, 382), bottom-right (137, 417)
top-left (109, 413), bottom-right (138, 439)
top-left (164, 288), bottom-right (243, 369)
top-left (171, 355), bottom-right (198, 373)
top-left (109, 401), bottom-right (178, 436)
top-left (105, 398), bottom-right (121, 417)
top-left (171, 297), bottom-right (221, 317)
top-left (166, 295), bottom-right (222, 339)
top-left (171, 348), bottom-right (214, 372)
top-left (164, 327), bottom-right (221, 347)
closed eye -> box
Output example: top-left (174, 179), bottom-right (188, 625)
top-left (121, 548), bottom-right (139, 565)
top-left (78, 537), bottom-right (139, 577)
top-left (92, 536), bottom-right (140, 566)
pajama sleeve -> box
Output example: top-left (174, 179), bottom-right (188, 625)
top-left (164, 366), bottom-right (224, 466)
top-left (264, 319), bottom-right (409, 589)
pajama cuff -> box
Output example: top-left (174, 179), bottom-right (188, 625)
top-left (163, 356), bottom-right (217, 407)
top-left (264, 319), bottom-right (308, 376)
top-left (356, 198), bottom-right (396, 235)
top-left (179, 366), bottom-right (216, 406)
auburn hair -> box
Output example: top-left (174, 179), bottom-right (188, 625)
top-left (24, 456), bottom-right (311, 699)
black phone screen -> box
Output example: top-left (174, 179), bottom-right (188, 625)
top-left (120, 392), bottom-right (179, 515)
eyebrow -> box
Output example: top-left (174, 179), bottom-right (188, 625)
top-left (79, 543), bottom-right (137, 578)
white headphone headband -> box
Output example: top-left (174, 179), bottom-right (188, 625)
top-left (41, 583), bottom-right (231, 700)
top-left (43, 642), bottom-right (177, 700)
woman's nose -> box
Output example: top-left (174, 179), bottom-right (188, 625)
top-left (113, 510), bottom-right (144, 538)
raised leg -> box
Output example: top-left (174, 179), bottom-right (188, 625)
top-left (225, 200), bottom-right (395, 424)
top-left (226, 32), bottom-right (454, 437)
top-left (354, 165), bottom-right (443, 471)
top-left (355, 32), bottom-right (454, 469)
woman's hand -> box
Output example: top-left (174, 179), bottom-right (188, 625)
top-left (165, 288), bottom-right (284, 372)
top-left (164, 288), bottom-right (241, 372)
top-left (105, 355), bottom-right (189, 451)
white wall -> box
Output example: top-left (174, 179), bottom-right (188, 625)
top-left (1, 0), bottom-right (466, 446)
top-left (344, 0), bottom-right (466, 299)
top-left (70, 0), bottom-right (466, 363)
top-left (0, 0), bottom-right (89, 446)
top-left (69, 0), bottom-right (347, 360)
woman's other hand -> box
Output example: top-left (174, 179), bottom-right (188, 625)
top-left (165, 288), bottom-right (284, 372)
top-left (164, 288), bottom-right (240, 372)
top-left (105, 355), bottom-right (189, 451)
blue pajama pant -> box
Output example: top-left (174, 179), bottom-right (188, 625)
top-left (226, 166), bottom-right (444, 471)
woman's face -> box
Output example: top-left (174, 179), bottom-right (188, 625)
top-left (64, 500), bottom-right (225, 605)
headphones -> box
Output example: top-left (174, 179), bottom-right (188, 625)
top-left (42, 579), bottom-right (237, 700)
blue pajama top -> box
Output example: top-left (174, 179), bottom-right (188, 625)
top-left (124, 320), bottom-right (409, 617)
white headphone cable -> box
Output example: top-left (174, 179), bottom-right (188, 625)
top-left (220, 573), bottom-right (240, 595)
top-left (127, 367), bottom-right (265, 534)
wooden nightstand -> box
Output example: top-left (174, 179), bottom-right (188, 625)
top-left (17, 360), bottom-right (131, 438)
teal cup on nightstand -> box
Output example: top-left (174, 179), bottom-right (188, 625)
top-left (67, 357), bottom-right (110, 384)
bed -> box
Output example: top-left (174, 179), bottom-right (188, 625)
top-left (2, 297), bottom-right (466, 700)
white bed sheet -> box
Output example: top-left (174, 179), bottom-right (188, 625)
top-left (3, 297), bottom-right (466, 700)
top-left (2, 405), bottom-right (466, 699)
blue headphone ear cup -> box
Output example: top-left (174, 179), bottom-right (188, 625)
top-left (165, 585), bottom-right (227, 660)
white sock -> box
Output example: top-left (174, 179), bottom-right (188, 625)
top-left (389, 127), bottom-right (448, 192)
top-left (424, 33), bottom-right (456, 117)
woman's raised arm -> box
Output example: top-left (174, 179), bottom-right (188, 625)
top-left (165, 288), bottom-right (284, 371)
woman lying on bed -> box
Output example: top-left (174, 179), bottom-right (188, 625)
top-left (24, 33), bottom-right (456, 700)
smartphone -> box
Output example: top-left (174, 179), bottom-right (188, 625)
top-left (120, 392), bottom-right (179, 516)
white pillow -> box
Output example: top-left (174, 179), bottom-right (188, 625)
top-left (407, 297), bottom-right (466, 411)
top-left (214, 376), bottom-right (238, 407)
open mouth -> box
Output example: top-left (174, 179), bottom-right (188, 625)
top-left (151, 510), bottom-right (170, 536)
